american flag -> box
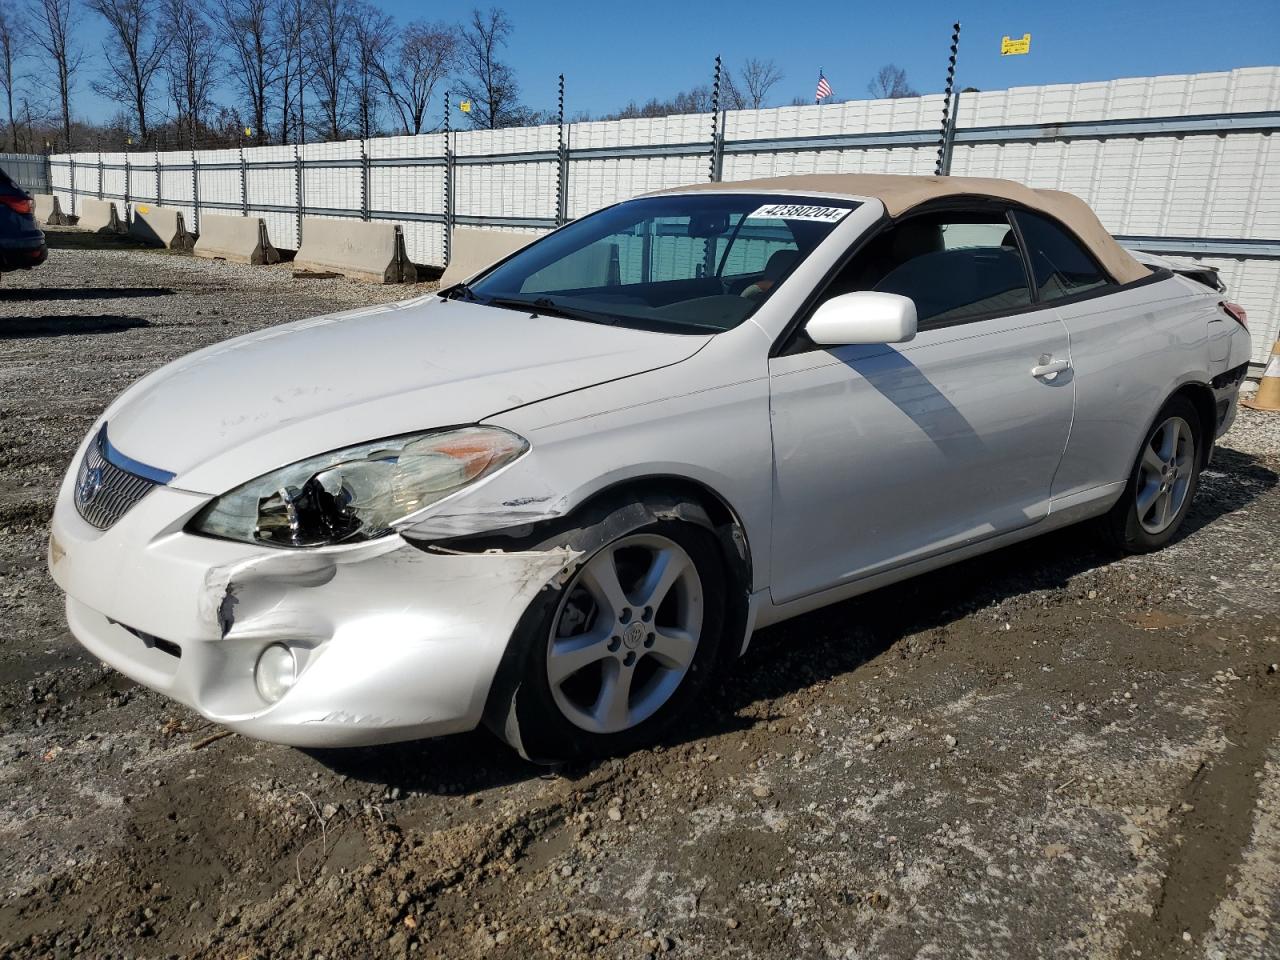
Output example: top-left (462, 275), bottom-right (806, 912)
top-left (815, 72), bottom-right (832, 102)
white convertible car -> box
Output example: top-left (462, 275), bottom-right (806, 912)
top-left (48, 174), bottom-right (1252, 761)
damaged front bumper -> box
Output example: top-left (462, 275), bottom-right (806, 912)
top-left (48, 475), bottom-right (577, 748)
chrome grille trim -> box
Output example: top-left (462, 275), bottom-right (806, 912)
top-left (101, 429), bottom-right (177, 484)
top-left (73, 426), bottom-right (163, 530)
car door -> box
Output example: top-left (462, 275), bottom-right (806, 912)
top-left (1007, 208), bottom-right (1219, 504)
top-left (768, 207), bottom-right (1075, 604)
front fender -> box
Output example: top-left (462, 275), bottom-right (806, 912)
top-left (396, 334), bottom-right (774, 593)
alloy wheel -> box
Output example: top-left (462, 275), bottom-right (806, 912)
top-left (1135, 415), bottom-right (1195, 534)
top-left (546, 533), bottom-right (704, 734)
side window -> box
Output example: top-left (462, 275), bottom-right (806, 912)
top-left (1013, 210), bottom-right (1110, 301)
top-left (824, 211), bottom-right (1032, 327)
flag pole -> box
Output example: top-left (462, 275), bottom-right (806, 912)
top-left (816, 67), bottom-right (822, 105)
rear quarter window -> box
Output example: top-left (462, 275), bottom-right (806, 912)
top-left (1014, 210), bottom-right (1111, 301)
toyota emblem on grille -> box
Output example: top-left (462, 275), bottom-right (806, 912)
top-left (77, 466), bottom-right (105, 505)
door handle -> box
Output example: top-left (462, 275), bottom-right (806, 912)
top-left (1031, 358), bottom-right (1071, 380)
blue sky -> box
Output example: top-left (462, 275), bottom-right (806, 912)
top-left (71, 0), bottom-right (1280, 124)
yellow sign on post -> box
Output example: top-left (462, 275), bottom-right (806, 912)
top-left (1001, 33), bottom-right (1031, 56)
top-left (459, 99), bottom-right (472, 114)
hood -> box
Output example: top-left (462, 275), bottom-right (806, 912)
top-left (104, 296), bottom-right (710, 494)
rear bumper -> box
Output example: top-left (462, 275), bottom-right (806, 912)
top-left (0, 241), bottom-right (47, 271)
top-left (48, 449), bottom-right (578, 748)
top-left (1211, 362), bottom-right (1250, 443)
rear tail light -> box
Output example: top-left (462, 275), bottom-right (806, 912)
top-left (0, 195), bottom-right (32, 216)
top-left (1221, 301), bottom-right (1248, 329)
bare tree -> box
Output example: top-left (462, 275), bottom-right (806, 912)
top-left (720, 71), bottom-right (745, 111)
top-left (456, 7), bottom-right (521, 130)
top-left (87, 0), bottom-right (165, 139)
top-left (19, 96), bottom-right (50, 151)
top-left (306, 0), bottom-right (353, 140)
top-left (214, 0), bottom-right (276, 144)
top-left (161, 0), bottom-right (218, 143)
top-left (0, 4), bottom-right (23, 150)
top-left (378, 20), bottom-right (454, 135)
top-left (32, 0), bottom-right (82, 149)
top-left (868, 64), bottom-right (918, 99)
top-left (350, 1), bottom-right (390, 139)
top-left (739, 58), bottom-right (782, 109)
top-left (275, 0), bottom-right (309, 143)
top-left (599, 85), bottom-right (716, 121)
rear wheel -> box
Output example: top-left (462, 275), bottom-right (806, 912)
top-left (1100, 396), bottom-right (1203, 553)
top-left (485, 499), bottom-right (727, 763)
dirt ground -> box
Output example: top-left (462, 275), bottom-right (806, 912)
top-left (1, 230), bottom-right (1278, 960)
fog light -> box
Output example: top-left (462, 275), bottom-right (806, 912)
top-left (255, 644), bottom-right (296, 703)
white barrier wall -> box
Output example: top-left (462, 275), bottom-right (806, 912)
top-left (0, 152), bottom-right (50, 193)
top-left (48, 67), bottom-right (1280, 361)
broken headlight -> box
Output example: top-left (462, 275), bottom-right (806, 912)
top-left (189, 427), bottom-right (528, 547)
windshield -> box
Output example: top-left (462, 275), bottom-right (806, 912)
top-left (458, 194), bottom-right (860, 334)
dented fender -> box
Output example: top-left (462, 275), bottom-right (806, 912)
top-left (204, 538), bottom-right (583, 745)
top-left (50, 479), bottom-right (584, 747)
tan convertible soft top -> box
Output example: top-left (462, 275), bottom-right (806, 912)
top-left (654, 173), bottom-right (1151, 285)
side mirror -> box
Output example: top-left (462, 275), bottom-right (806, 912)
top-left (805, 291), bottom-right (917, 346)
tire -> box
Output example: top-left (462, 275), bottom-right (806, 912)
top-left (1099, 395), bottom-right (1203, 553)
top-left (484, 497), bottom-right (728, 764)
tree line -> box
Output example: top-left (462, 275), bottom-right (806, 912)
top-left (3, 0), bottom-right (923, 154)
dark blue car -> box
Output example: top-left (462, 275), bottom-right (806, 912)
top-left (0, 168), bottom-right (48, 272)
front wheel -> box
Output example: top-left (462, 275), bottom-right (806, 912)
top-left (1099, 395), bottom-right (1203, 553)
top-left (485, 500), bottom-right (727, 763)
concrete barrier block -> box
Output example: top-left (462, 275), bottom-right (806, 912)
top-left (439, 229), bottom-right (537, 287)
top-left (293, 218), bottom-right (416, 283)
top-left (193, 213), bottom-right (280, 265)
top-left (77, 198), bottom-right (126, 235)
top-left (34, 194), bottom-right (68, 226)
top-left (129, 204), bottom-right (194, 250)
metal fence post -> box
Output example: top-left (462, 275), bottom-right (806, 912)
top-left (191, 148), bottom-right (200, 233)
top-left (294, 144), bottom-right (304, 248)
top-left (442, 91), bottom-right (452, 268)
top-left (560, 125), bottom-right (572, 226)
top-left (96, 137), bottom-right (103, 200)
top-left (155, 145), bottom-right (162, 206)
top-left (360, 138), bottom-right (370, 221)
top-left (555, 74), bottom-right (568, 227)
top-left (708, 56), bottom-right (722, 182)
top-left (941, 90), bottom-right (962, 175)
top-left (713, 109), bottom-right (727, 182)
top-left (239, 136), bottom-right (248, 216)
top-left (123, 141), bottom-right (131, 221)
top-left (68, 155), bottom-right (76, 215)
top-left (935, 22), bottom-right (962, 176)
top-left (44, 146), bottom-right (52, 198)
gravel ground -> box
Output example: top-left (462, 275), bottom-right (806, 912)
top-left (1, 232), bottom-right (1279, 960)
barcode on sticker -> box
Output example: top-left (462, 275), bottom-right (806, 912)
top-left (747, 203), bottom-right (850, 224)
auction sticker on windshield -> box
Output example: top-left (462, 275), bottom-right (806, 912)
top-left (747, 203), bottom-right (851, 223)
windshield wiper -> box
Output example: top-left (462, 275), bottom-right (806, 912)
top-left (482, 295), bottom-right (619, 326)
top-left (441, 282), bottom-right (482, 302)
